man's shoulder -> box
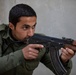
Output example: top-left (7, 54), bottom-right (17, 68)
top-left (0, 24), bottom-right (8, 31)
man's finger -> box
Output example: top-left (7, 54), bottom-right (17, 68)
top-left (29, 44), bottom-right (44, 48)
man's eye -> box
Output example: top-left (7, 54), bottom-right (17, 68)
top-left (23, 26), bottom-right (29, 30)
top-left (22, 25), bottom-right (36, 30)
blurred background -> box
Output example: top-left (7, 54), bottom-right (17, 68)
top-left (0, 0), bottom-right (76, 75)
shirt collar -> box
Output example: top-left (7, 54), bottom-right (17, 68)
top-left (3, 27), bottom-right (14, 41)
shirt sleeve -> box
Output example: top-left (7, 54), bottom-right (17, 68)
top-left (0, 48), bottom-right (25, 74)
top-left (40, 52), bottom-right (72, 75)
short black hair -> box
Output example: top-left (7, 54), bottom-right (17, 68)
top-left (9, 4), bottom-right (37, 26)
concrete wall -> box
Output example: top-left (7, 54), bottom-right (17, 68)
top-left (0, 0), bottom-right (16, 24)
top-left (0, 0), bottom-right (76, 75)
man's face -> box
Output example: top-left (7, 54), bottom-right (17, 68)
top-left (9, 16), bottom-right (37, 41)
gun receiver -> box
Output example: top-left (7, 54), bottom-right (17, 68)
top-left (26, 33), bottom-right (76, 75)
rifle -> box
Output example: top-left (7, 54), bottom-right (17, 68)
top-left (26, 33), bottom-right (76, 75)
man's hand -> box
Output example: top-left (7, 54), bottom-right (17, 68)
top-left (22, 44), bottom-right (44, 60)
top-left (60, 48), bottom-right (75, 63)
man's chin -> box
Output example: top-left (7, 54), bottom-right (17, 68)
top-left (21, 38), bottom-right (30, 43)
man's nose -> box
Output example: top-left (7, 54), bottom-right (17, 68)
top-left (27, 28), bottom-right (34, 37)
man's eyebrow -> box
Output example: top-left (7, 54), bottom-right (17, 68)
top-left (23, 23), bottom-right (37, 26)
top-left (23, 24), bottom-right (30, 27)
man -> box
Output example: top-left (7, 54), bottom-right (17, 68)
top-left (0, 4), bottom-right (75, 75)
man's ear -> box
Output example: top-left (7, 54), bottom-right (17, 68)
top-left (9, 23), bottom-right (14, 30)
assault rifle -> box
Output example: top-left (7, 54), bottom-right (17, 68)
top-left (26, 33), bottom-right (76, 75)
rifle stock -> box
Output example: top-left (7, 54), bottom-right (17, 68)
top-left (26, 33), bottom-right (76, 75)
